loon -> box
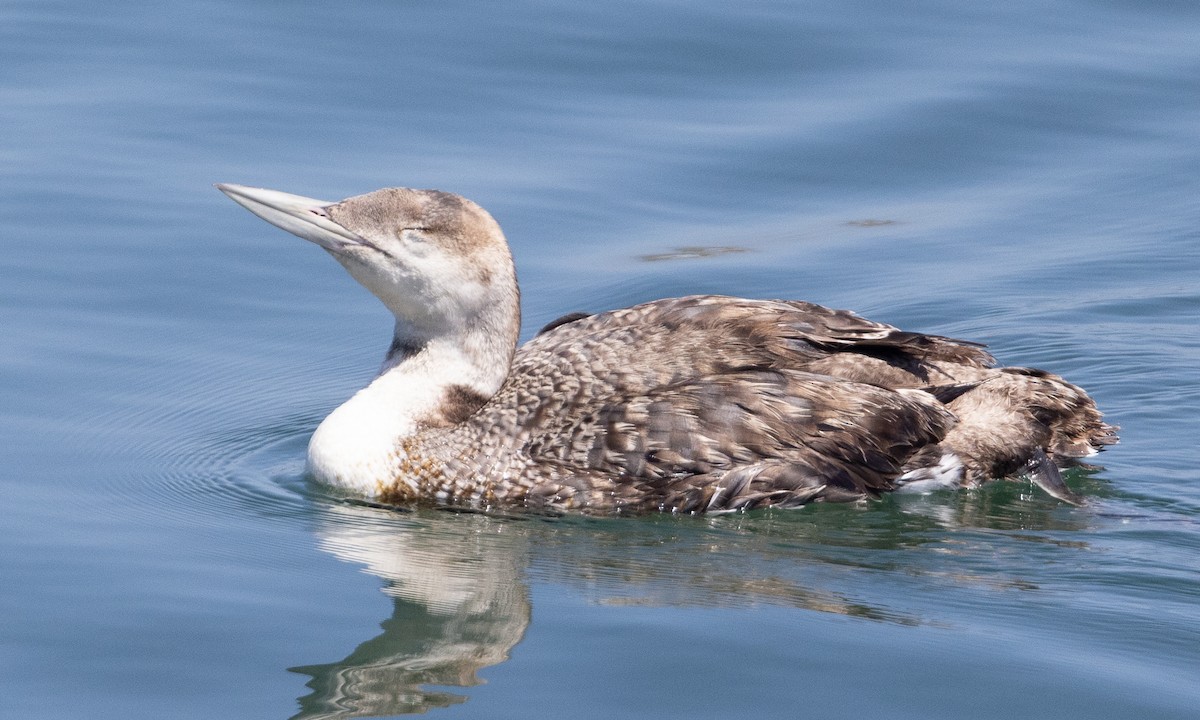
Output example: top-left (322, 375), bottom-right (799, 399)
top-left (217, 183), bottom-right (1117, 514)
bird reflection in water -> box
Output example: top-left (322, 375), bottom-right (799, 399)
top-left (288, 486), bottom-right (1094, 718)
top-left (290, 503), bottom-right (530, 717)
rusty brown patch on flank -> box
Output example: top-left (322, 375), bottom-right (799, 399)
top-left (377, 438), bottom-right (448, 504)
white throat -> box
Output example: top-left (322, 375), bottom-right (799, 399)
top-left (306, 327), bottom-right (512, 497)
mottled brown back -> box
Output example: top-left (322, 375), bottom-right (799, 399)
top-left (421, 296), bottom-right (990, 512)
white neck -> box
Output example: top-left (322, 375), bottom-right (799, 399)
top-left (307, 316), bottom-right (517, 498)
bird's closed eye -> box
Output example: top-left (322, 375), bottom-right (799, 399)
top-left (401, 227), bottom-right (432, 240)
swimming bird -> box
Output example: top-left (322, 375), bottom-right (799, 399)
top-left (217, 183), bottom-right (1117, 514)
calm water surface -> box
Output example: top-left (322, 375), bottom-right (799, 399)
top-left (2, 1), bottom-right (1199, 718)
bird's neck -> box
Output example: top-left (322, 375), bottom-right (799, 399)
top-left (306, 311), bottom-right (519, 497)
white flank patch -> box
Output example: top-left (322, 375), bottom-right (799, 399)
top-left (896, 452), bottom-right (965, 494)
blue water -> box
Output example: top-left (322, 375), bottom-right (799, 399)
top-left (3, 1), bottom-right (1199, 718)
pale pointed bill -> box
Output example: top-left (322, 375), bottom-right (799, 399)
top-left (216, 183), bottom-right (364, 252)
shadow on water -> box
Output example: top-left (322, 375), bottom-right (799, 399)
top-left (283, 469), bottom-right (1111, 718)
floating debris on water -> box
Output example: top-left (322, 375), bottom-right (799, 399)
top-left (638, 245), bottom-right (751, 262)
top-left (845, 219), bottom-right (898, 228)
